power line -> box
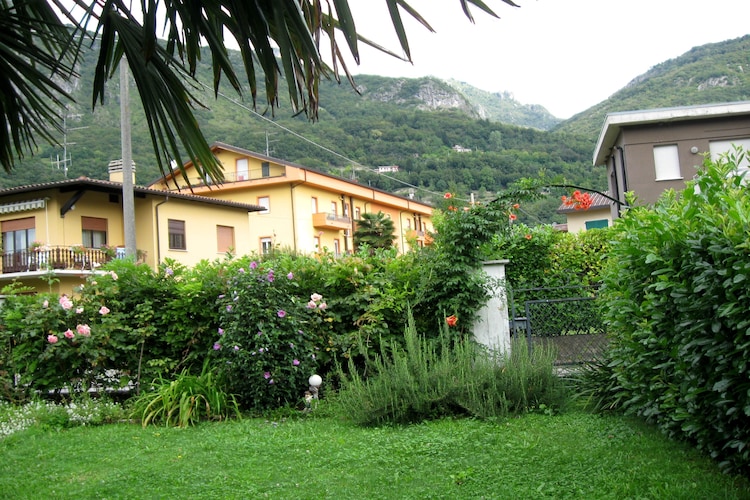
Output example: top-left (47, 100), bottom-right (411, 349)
top-left (211, 88), bottom-right (465, 202)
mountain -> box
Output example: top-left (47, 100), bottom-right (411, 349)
top-left (555, 34), bottom-right (750, 138)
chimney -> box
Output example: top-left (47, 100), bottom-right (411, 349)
top-left (108, 159), bottom-right (136, 183)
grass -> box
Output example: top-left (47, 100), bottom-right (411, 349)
top-left (1, 407), bottom-right (749, 499)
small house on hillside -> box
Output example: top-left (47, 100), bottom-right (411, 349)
top-left (556, 192), bottom-right (613, 232)
top-left (593, 101), bottom-right (750, 218)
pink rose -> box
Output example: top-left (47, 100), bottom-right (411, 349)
top-left (47, 335), bottom-right (58, 344)
top-left (99, 306), bottom-right (110, 315)
top-left (59, 295), bottom-right (73, 310)
top-left (63, 329), bottom-right (75, 339)
top-left (76, 324), bottom-right (91, 336)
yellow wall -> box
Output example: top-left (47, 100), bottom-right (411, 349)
top-left (0, 187), bottom-right (253, 295)
top-left (149, 146), bottom-right (434, 256)
top-left (565, 208), bottom-right (611, 233)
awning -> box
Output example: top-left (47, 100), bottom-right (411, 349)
top-left (0, 199), bottom-right (47, 214)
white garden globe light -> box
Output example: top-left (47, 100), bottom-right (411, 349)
top-left (308, 374), bottom-right (322, 388)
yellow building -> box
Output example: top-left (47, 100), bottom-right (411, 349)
top-left (555, 192), bottom-right (613, 232)
top-left (148, 142), bottom-right (434, 255)
top-left (0, 173), bottom-right (263, 295)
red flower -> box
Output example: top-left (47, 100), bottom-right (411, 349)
top-left (448, 205), bottom-right (457, 211)
top-left (513, 203), bottom-right (520, 209)
top-left (444, 193), bottom-right (453, 199)
top-left (525, 234), bottom-right (532, 240)
top-left (509, 213), bottom-right (517, 221)
top-left (446, 315), bottom-right (458, 327)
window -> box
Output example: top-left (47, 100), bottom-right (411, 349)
top-left (314, 236), bottom-right (320, 250)
top-left (168, 219), bottom-right (186, 250)
top-left (261, 161), bottom-right (270, 177)
top-left (354, 207), bottom-right (360, 220)
top-left (217, 225), bottom-right (235, 253)
top-left (258, 196), bottom-right (270, 214)
top-left (1, 217), bottom-right (35, 253)
top-left (333, 239), bottom-right (340, 256)
top-left (81, 216), bottom-right (107, 248)
top-left (260, 237), bottom-right (273, 255)
top-left (236, 158), bottom-right (249, 181)
top-left (311, 197), bottom-right (318, 214)
top-left (343, 203), bottom-right (350, 217)
top-left (710, 138), bottom-right (750, 177)
top-left (653, 144), bottom-right (682, 180)
top-left (330, 201), bottom-right (337, 215)
top-left (585, 219), bottom-right (609, 230)
top-left (405, 218), bottom-right (411, 230)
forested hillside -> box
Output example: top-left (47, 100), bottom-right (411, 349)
top-left (557, 34), bottom-right (750, 138)
top-left (3, 34), bottom-right (748, 224)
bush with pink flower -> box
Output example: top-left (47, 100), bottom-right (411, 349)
top-left (212, 259), bottom-right (326, 411)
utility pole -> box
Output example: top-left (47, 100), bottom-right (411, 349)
top-left (120, 62), bottom-right (137, 258)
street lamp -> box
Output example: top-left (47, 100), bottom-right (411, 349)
top-left (308, 374), bottom-right (322, 399)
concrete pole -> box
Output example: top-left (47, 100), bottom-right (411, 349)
top-left (120, 61), bottom-right (137, 258)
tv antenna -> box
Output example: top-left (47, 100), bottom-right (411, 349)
top-left (51, 114), bottom-right (88, 177)
top-left (265, 130), bottom-right (278, 157)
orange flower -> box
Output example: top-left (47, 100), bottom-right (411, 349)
top-left (448, 205), bottom-right (457, 211)
top-left (446, 315), bottom-right (458, 327)
top-left (509, 213), bottom-right (517, 221)
top-left (444, 193), bottom-right (453, 199)
top-left (525, 234), bottom-right (532, 240)
top-left (513, 203), bottom-right (520, 209)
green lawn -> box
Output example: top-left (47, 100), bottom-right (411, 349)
top-left (1, 410), bottom-right (748, 499)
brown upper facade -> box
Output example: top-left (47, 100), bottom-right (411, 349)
top-left (593, 101), bottom-right (750, 218)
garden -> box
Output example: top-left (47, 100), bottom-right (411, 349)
top-left (1, 153), bottom-right (749, 497)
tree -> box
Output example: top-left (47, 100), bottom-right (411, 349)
top-left (0, 0), bottom-right (518, 183)
top-left (354, 211), bottom-right (395, 250)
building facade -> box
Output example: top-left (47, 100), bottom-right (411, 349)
top-left (593, 101), bottom-right (750, 218)
top-left (148, 143), bottom-right (434, 255)
top-left (0, 176), bottom-right (262, 295)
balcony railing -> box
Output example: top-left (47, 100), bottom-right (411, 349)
top-left (1, 246), bottom-right (115, 274)
top-left (312, 212), bottom-right (352, 230)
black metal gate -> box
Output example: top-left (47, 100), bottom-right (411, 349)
top-left (510, 286), bottom-right (608, 365)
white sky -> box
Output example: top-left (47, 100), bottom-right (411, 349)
top-left (342, 0), bottom-right (750, 118)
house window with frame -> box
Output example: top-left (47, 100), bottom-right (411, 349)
top-left (709, 138), bottom-right (750, 177)
top-left (258, 196), bottom-right (270, 214)
top-left (311, 196), bottom-right (318, 214)
top-left (81, 216), bottom-right (108, 248)
top-left (261, 161), bottom-right (270, 177)
top-left (585, 219), bottom-right (609, 230)
top-left (236, 158), bottom-right (249, 181)
top-left (217, 225), bottom-right (235, 253)
top-left (1, 217), bottom-right (35, 254)
top-left (330, 201), bottom-right (337, 215)
top-left (314, 236), bottom-right (321, 250)
top-left (653, 144), bottom-right (682, 181)
top-left (260, 237), bottom-right (273, 255)
top-left (333, 239), bottom-right (340, 256)
top-left (354, 207), bottom-right (360, 220)
top-left (168, 219), bottom-right (186, 250)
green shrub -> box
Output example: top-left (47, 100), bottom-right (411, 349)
top-left (335, 310), bottom-right (566, 425)
top-left (212, 258), bottom-right (324, 412)
top-left (127, 362), bottom-right (240, 427)
top-left (600, 149), bottom-right (750, 474)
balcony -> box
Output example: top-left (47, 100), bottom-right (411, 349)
top-left (312, 212), bottom-right (352, 230)
top-left (1, 246), bottom-right (115, 274)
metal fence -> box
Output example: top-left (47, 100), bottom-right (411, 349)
top-left (510, 286), bottom-right (608, 365)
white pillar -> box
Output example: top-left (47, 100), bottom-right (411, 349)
top-left (473, 260), bottom-right (511, 354)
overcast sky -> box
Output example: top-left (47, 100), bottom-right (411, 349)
top-left (341, 0), bottom-right (749, 118)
